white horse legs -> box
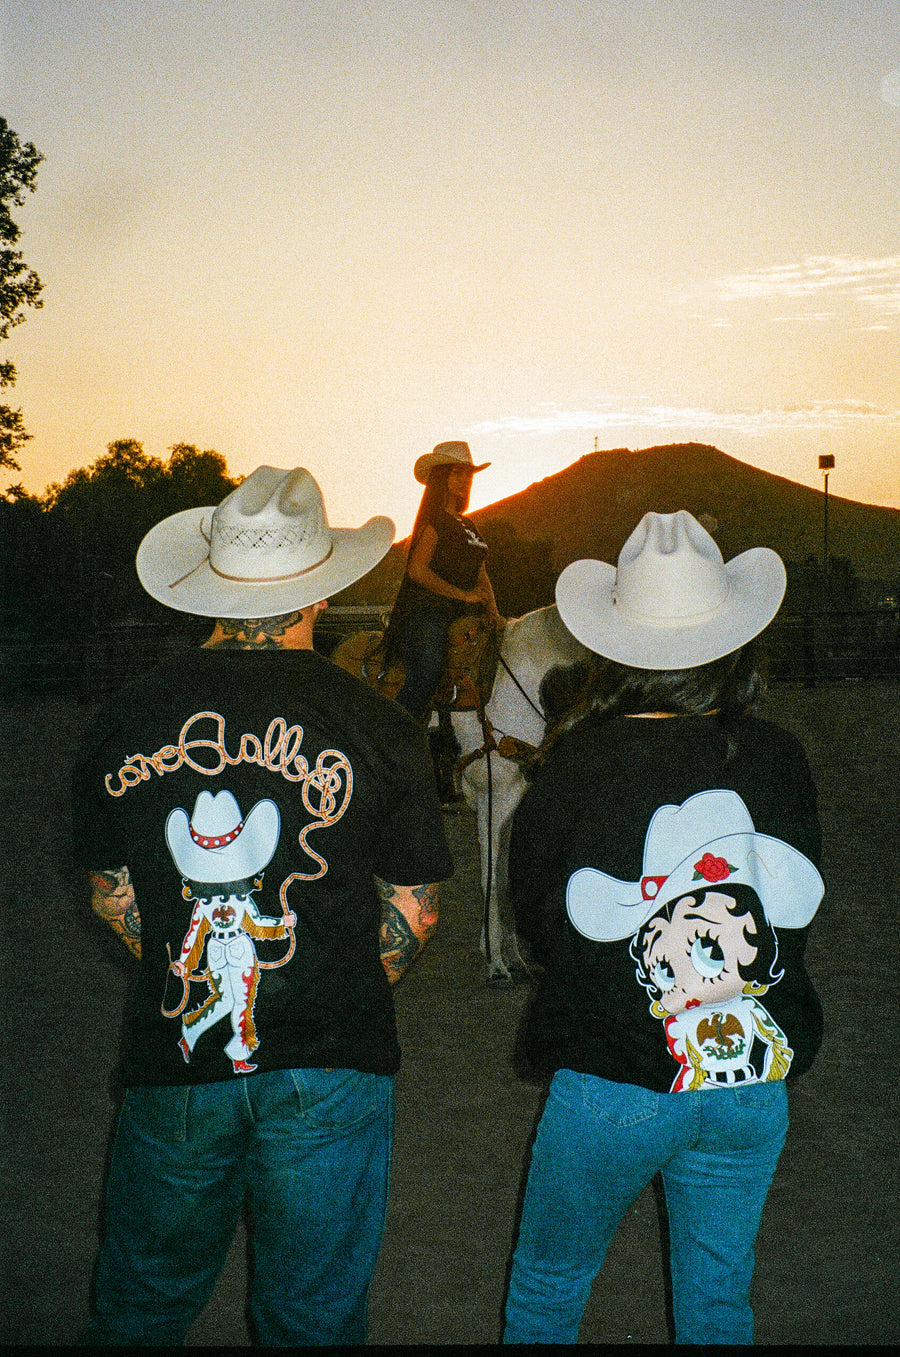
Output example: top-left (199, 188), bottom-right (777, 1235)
top-left (470, 755), bottom-right (533, 987)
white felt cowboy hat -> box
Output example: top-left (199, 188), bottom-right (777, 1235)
top-left (555, 509), bottom-right (786, 670)
top-left (567, 790), bottom-right (824, 943)
top-left (166, 791), bottom-right (280, 883)
top-left (413, 440), bottom-right (490, 485)
top-left (136, 465), bottom-right (395, 618)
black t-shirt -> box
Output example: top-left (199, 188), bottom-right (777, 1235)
top-left (395, 508), bottom-right (489, 620)
top-left (510, 714), bottom-right (824, 1092)
top-left (427, 508), bottom-right (488, 592)
top-left (72, 648), bottom-right (454, 1086)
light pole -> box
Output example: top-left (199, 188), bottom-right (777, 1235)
top-left (818, 454), bottom-right (835, 606)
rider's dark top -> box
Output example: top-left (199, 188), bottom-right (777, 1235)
top-left (72, 647), bottom-right (453, 1087)
top-left (428, 508), bottom-right (488, 592)
top-left (400, 508), bottom-right (489, 617)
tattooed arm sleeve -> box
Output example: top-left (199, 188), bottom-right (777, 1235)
top-left (88, 867), bottom-right (142, 960)
top-left (375, 878), bottom-right (440, 984)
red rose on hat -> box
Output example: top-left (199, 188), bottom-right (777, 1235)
top-left (693, 853), bottom-right (735, 883)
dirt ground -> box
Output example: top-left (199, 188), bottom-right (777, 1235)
top-left (2, 680), bottom-right (898, 1346)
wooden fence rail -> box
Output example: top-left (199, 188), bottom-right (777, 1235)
top-left (2, 607), bottom-right (898, 702)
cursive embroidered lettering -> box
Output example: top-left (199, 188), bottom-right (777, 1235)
top-left (105, 711), bottom-right (332, 798)
top-left (104, 710), bottom-right (353, 879)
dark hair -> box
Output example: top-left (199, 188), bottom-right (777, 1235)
top-left (630, 882), bottom-right (783, 1001)
top-left (407, 463), bottom-right (472, 555)
top-left (532, 639), bottom-right (767, 772)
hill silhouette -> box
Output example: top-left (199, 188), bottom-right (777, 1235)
top-left (338, 443), bottom-right (900, 609)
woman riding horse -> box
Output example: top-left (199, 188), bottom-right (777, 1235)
top-left (386, 441), bottom-right (502, 720)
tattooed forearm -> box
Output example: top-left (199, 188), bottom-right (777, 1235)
top-left (89, 867), bottom-right (142, 960)
top-left (410, 881), bottom-right (440, 931)
top-left (379, 895), bottom-right (418, 985)
top-left (376, 878), bottom-right (439, 984)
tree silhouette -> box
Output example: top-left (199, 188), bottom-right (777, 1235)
top-left (2, 441), bottom-right (239, 636)
top-left (0, 118), bottom-right (44, 472)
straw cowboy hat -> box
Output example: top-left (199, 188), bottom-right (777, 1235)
top-left (413, 440), bottom-right (490, 485)
top-left (567, 789), bottom-right (824, 943)
top-left (555, 509), bottom-right (786, 670)
top-left (136, 465), bottom-right (395, 618)
top-left (166, 790), bottom-right (280, 884)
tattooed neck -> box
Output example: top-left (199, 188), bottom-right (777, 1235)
top-left (204, 610), bottom-right (307, 650)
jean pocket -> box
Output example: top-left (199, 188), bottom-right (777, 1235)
top-left (732, 1077), bottom-right (789, 1119)
top-left (557, 1069), bottom-right (661, 1129)
top-left (718, 1079), bottom-right (790, 1154)
top-left (288, 1067), bottom-right (392, 1131)
top-left (121, 1083), bottom-right (191, 1144)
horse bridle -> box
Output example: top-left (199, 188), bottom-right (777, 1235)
top-left (455, 654), bottom-right (543, 775)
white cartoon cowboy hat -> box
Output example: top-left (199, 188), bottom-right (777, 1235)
top-left (166, 791), bottom-right (280, 883)
top-left (136, 465), bottom-right (395, 618)
top-left (567, 789), bottom-right (824, 943)
top-left (555, 509), bottom-right (787, 670)
top-left (413, 440), bottom-right (490, 485)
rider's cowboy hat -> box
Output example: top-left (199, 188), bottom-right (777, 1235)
top-left (413, 440), bottom-right (490, 485)
top-left (136, 465), bottom-right (394, 618)
top-left (556, 509), bottom-right (786, 670)
top-left (566, 789), bottom-right (824, 943)
top-left (166, 791), bottom-right (280, 884)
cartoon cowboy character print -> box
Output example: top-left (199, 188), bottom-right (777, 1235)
top-left (163, 790), bottom-right (296, 1075)
top-left (631, 879), bottom-right (792, 1090)
top-left (567, 790), bottom-right (825, 1093)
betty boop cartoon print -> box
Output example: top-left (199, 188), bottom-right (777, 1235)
top-left (567, 790), bottom-right (824, 1092)
top-left (163, 790), bottom-right (296, 1075)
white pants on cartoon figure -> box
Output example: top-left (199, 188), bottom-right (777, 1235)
top-left (182, 933), bottom-right (258, 1064)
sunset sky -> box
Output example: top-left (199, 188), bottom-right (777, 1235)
top-left (3, 0), bottom-right (898, 536)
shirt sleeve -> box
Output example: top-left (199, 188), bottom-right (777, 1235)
top-left (508, 751), bottom-right (579, 954)
top-left (370, 722), bottom-right (454, 886)
top-left (71, 738), bottom-right (130, 871)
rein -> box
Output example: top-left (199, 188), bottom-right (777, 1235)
top-left (497, 654), bottom-right (544, 720)
top-left (480, 700), bottom-right (495, 971)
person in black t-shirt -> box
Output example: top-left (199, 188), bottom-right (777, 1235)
top-left (386, 440), bottom-right (501, 718)
top-left (72, 465), bottom-right (453, 1347)
top-left (502, 510), bottom-right (825, 1346)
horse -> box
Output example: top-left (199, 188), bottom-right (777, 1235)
top-left (331, 605), bottom-right (589, 986)
top-left (447, 605), bottom-right (589, 986)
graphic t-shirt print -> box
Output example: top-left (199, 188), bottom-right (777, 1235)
top-left (161, 790), bottom-right (295, 1074)
top-left (103, 709), bottom-right (355, 1074)
top-left (104, 710), bottom-right (353, 876)
top-left (566, 790), bottom-right (824, 1092)
top-left (461, 523), bottom-right (488, 552)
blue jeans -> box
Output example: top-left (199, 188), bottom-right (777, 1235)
top-left (396, 606), bottom-right (452, 719)
top-left (82, 1067), bottom-right (394, 1347)
top-left (503, 1069), bottom-right (789, 1345)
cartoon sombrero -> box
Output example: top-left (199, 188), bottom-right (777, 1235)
top-left (165, 790), bottom-right (280, 883)
top-left (566, 790), bottom-right (824, 943)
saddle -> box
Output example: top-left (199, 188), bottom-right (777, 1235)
top-left (331, 628), bottom-right (404, 701)
top-left (433, 614), bottom-right (502, 712)
top-left (332, 614), bottom-right (502, 714)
